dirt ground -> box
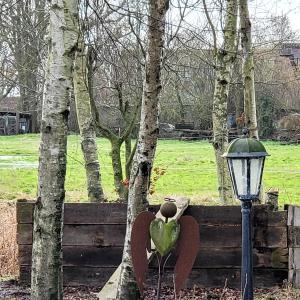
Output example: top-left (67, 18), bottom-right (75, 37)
top-left (144, 285), bottom-right (300, 300)
top-left (1, 280), bottom-right (300, 300)
top-left (0, 280), bottom-right (99, 300)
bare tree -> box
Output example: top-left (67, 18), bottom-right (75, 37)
top-left (240, 0), bottom-right (258, 138)
top-left (117, 0), bottom-right (170, 298)
top-left (30, 0), bottom-right (78, 299)
top-left (0, 0), bottom-right (47, 128)
top-left (203, 0), bottom-right (238, 203)
top-left (86, 0), bottom-right (144, 201)
top-left (73, 32), bottom-right (106, 202)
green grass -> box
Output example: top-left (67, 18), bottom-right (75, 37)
top-left (0, 134), bottom-right (299, 206)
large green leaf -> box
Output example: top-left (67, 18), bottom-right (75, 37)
top-left (150, 218), bottom-right (180, 257)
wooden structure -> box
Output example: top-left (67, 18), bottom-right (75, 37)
top-left (0, 97), bottom-right (37, 135)
top-left (17, 201), bottom-right (300, 290)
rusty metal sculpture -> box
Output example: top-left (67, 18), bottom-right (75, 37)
top-left (131, 199), bottom-right (200, 299)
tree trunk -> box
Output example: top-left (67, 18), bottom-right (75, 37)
top-left (30, 1), bottom-right (78, 299)
top-left (240, 0), bottom-right (258, 139)
top-left (116, 0), bottom-right (169, 298)
top-left (74, 35), bottom-right (105, 202)
top-left (110, 138), bottom-right (128, 202)
top-left (125, 137), bottom-right (132, 180)
top-left (211, 0), bottom-right (238, 204)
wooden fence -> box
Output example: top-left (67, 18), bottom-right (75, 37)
top-left (17, 201), bottom-right (300, 289)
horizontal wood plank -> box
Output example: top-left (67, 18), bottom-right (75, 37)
top-left (17, 202), bottom-right (131, 225)
top-left (17, 224), bottom-right (126, 246)
top-left (146, 268), bottom-right (288, 289)
top-left (184, 205), bottom-right (287, 226)
top-left (200, 225), bottom-right (287, 248)
top-left (19, 245), bottom-right (288, 269)
top-left (18, 245), bottom-right (123, 267)
top-left (152, 247), bottom-right (288, 269)
top-left (19, 266), bottom-right (116, 287)
top-left (19, 266), bottom-right (287, 288)
top-left (17, 224), bottom-right (287, 248)
top-left (17, 203), bottom-right (287, 226)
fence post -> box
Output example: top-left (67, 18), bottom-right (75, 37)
top-left (288, 205), bottom-right (300, 287)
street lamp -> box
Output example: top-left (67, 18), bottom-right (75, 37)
top-left (223, 129), bottom-right (269, 300)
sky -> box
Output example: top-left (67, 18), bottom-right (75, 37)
top-left (250, 0), bottom-right (300, 31)
top-left (169, 0), bottom-right (300, 37)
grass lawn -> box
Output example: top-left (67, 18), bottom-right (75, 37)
top-left (0, 134), bottom-right (299, 206)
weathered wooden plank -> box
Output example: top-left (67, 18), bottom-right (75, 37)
top-left (184, 205), bottom-right (287, 226)
top-left (288, 269), bottom-right (300, 288)
top-left (200, 225), bottom-right (286, 248)
top-left (151, 247), bottom-right (288, 269)
top-left (17, 202), bottom-right (130, 225)
top-left (17, 224), bottom-right (126, 246)
top-left (252, 226), bottom-right (287, 248)
top-left (17, 202), bottom-right (287, 226)
top-left (19, 266), bottom-right (116, 287)
top-left (287, 206), bottom-right (300, 226)
top-left (19, 266), bottom-right (287, 288)
top-left (17, 223), bottom-right (287, 248)
top-left (287, 206), bottom-right (300, 288)
top-left (19, 245), bottom-right (123, 267)
top-left (288, 226), bottom-right (300, 247)
top-left (18, 245), bottom-right (288, 269)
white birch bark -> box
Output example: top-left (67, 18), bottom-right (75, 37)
top-left (116, 0), bottom-right (169, 298)
top-left (240, 0), bottom-right (259, 139)
top-left (206, 0), bottom-right (238, 203)
top-left (74, 36), bottom-right (105, 202)
top-left (30, 1), bottom-right (78, 299)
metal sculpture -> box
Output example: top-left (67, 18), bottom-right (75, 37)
top-left (131, 199), bottom-right (200, 298)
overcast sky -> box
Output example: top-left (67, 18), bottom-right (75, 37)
top-left (250, 0), bottom-right (300, 31)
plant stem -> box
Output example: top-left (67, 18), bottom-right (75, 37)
top-left (156, 253), bottom-right (163, 300)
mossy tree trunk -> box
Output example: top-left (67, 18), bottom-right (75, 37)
top-left (116, 0), bottom-right (169, 298)
top-left (91, 93), bottom-right (138, 202)
top-left (74, 35), bottom-right (105, 202)
top-left (204, 0), bottom-right (238, 204)
top-left (30, 0), bottom-right (78, 299)
top-left (240, 0), bottom-right (259, 139)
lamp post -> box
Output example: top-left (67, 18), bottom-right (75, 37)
top-left (223, 129), bottom-right (269, 300)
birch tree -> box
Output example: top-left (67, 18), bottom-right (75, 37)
top-left (30, 0), bottom-right (78, 299)
top-left (74, 34), bottom-right (106, 202)
top-left (203, 0), bottom-right (238, 203)
top-left (239, 0), bottom-right (258, 139)
top-left (117, 0), bottom-right (169, 298)
top-left (87, 0), bottom-right (144, 202)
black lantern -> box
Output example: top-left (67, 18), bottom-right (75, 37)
top-left (223, 130), bottom-right (269, 300)
top-left (223, 133), bottom-right (269, 201)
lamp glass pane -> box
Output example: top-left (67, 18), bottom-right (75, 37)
top-left (231, 158), bottom-right (248, 196)
top-left (250, 157), bottom-right (264, 196)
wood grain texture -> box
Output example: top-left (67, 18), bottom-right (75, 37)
top-left (17, 202), bottom-right (129, 224)
top-left (17, 203), bottom-right (287, 226)
top-left (17, 224), bottom-right (126, 246)
top-left (17, 203), bottom-right (290, 288)
top-left (19, 266), bottom-right (287, 288)
top-left (17, 223), bottom-right (286, 248)
top-left (19, 245), bottom-right (123, 267)
top-left (19, 245), bottom-right (288, 269)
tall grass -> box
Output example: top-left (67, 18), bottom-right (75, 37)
top-left (0, 203), bottom-right (18, 278)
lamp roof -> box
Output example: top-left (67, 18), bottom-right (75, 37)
top-left (223, 137), bottom-right (269, 158)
